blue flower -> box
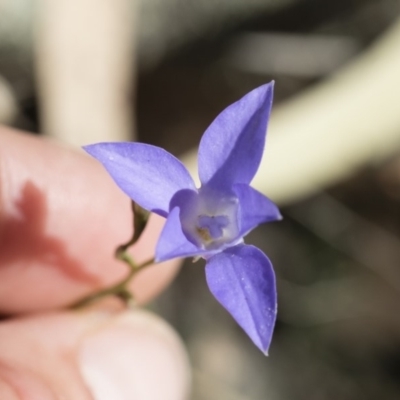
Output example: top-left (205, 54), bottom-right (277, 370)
top-left (84, 82), bottom-right (281, 354)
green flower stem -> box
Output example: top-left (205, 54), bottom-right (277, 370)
top-left (69, 201), bottom-right (153, 310)
top-left (69, 256), bottom-right (155, 309)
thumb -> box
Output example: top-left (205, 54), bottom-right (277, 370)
top-left (0, 309), bottom-right (190, 400)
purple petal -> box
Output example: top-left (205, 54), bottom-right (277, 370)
top-left (155, 207), bottom-right (207, 262)
top-left (233, 183), bottom-right (282, 236)
top-left (198, 82), bottom-right (274, 189)
top-left (84, 142), bottom-right (196, 217)
top-left (205, 244), bottom-right (277, 354)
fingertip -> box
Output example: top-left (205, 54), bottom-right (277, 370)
top-left (78, 310), bottom-right (191, 400)
top-left (0, 310), bottom-right (191, 400)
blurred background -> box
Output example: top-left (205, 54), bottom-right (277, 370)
top-left (1, 0), bottom-right (400, 398)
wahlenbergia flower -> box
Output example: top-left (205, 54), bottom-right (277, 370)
top-left (84, 82), bottom-right (281, 354)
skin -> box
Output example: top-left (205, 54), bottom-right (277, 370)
top-left (0, 126), bottom-right (190, 399)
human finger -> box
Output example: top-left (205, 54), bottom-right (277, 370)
top-left (0, 126), bottom-right (180, 314)
top-left (0, 309), bottom-right (190, 400)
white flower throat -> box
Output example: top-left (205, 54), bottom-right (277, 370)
top-left (180, 188), bottom-right (240, 249)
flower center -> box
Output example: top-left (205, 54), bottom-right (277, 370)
top-left (177, 187), bottom-right (240, 251)
top-left (196, 214), bottom-right (229, 243)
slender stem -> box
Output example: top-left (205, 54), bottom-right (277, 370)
top-left (69, 257), bottom-right (155, 309)
top-left (115, 201), bottom-right (150, 258)
top-left (69, 201), bottom-right (153, 310)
